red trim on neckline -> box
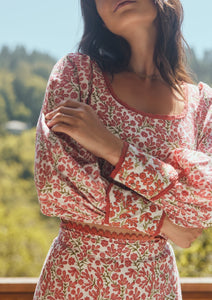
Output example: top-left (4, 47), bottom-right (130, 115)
top-left (103, 72), bottom-right (189, 120)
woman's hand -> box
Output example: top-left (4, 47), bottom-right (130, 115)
top-left (160, 215), bottom-right (203, 248)
top-left (45, 100), bottom-right (124, 165)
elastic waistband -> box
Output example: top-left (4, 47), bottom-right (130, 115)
top-left (60, 220), bottom-right (162, 242)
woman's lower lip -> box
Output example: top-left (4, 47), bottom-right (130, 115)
top-left (114, 1), bottom-right (136, 12)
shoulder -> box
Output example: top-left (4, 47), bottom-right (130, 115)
top-left (66, 52), bottom-right (93, 70)
top-left (184, 82), bottom-right (212, 135)
top-left (56, 52), bottom-right (92, 67)
top-left (184, 81), bottom-right (212, 113)
top-left (44, 53), bottom-right (95, 108)
top-left (185, 81), bottom-right (212, 102)
top-left (51, 53), bottom-right (93, 80)
top-left (198, 82), bottom-right (212, 105)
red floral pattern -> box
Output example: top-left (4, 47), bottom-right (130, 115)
top-left (33, 227), bottom-right (181, 300)
top-left (34, 54), bottom-right (166, 235)
top-left (34, 53), bottom-right (212, 299)
top-left (111, 91), bottom-right (212, 228)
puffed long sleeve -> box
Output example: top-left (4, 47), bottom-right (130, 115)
top-left (34, 57), bottom-right (110, 223)
top-left (111, 84), bottom-right (212, 228)
top-left (34, 53), bottom-right (164, 235)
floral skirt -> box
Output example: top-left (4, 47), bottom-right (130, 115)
top-left (33, 224), bottom-right (182, 300)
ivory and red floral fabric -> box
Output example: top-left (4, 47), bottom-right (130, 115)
top-left (35, 53), bottom-right (212, 234)
top-left (33, 228), bottom-right (181, 300)
top-left (34, 53), bottom-right (212, 299)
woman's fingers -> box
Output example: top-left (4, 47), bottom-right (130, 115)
top-left (46, 114), bottom-right (75, 128)
top-left (46, 100), bottom-right (82, 119)
top-left (50, 123), bottom-right (73, 135)
top-left (46, 108), bottom-right (78, 125)
top-left (46, 104), bottom-right (87, 128)
top-left (44, 99), bottom-right (123, 165)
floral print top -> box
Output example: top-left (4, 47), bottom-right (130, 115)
top-left (34, 53), bottom-right (212, 237)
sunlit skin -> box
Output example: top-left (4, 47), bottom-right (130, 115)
top-left (46, 0), bottom-right (202, 248)
top-left (95, 0), bottom-right (158, 76)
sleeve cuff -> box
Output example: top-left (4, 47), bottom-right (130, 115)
top-left (154, 211), bottom-right (166, 237)
top-left (110, 141), bottom-right (129, 179)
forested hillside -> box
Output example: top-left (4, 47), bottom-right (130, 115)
top-left (0, 45), bottom-right (212, 277)
top-left (0, 46), bottom-right (55, 130)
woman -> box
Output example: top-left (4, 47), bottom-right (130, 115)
top-left (34, 0), bottom-right (212, 299)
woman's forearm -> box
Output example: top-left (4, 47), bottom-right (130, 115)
top-left (160, 215), bottom-right (202, 248)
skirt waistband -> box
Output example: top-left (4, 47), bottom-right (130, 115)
top-left (60, 220), bottom-right (163, 242)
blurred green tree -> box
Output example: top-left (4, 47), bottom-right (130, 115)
top-left (0, 130), bottom-right (59, 276)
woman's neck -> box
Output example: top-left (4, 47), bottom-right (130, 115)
top-left (124, 24), bottom-right (158, 77)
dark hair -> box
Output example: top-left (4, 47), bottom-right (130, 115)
top-left (78, 0), bottom-right (193, 89)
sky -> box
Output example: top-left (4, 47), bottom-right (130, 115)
top-left (1, 0), bottom-right (212, 60)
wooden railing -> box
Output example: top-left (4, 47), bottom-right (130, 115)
top-left (0, 278), bottom-right (212, 300)
top-left (181, 278), bottom-right (212, 300)
top-left (0, 278), bottom-right (36, 300)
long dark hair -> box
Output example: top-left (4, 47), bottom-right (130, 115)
top-left (78, 0), bottom-right (193, 89)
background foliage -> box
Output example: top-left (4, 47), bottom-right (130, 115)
top-left (0, 45), bottom-right (212, 277)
